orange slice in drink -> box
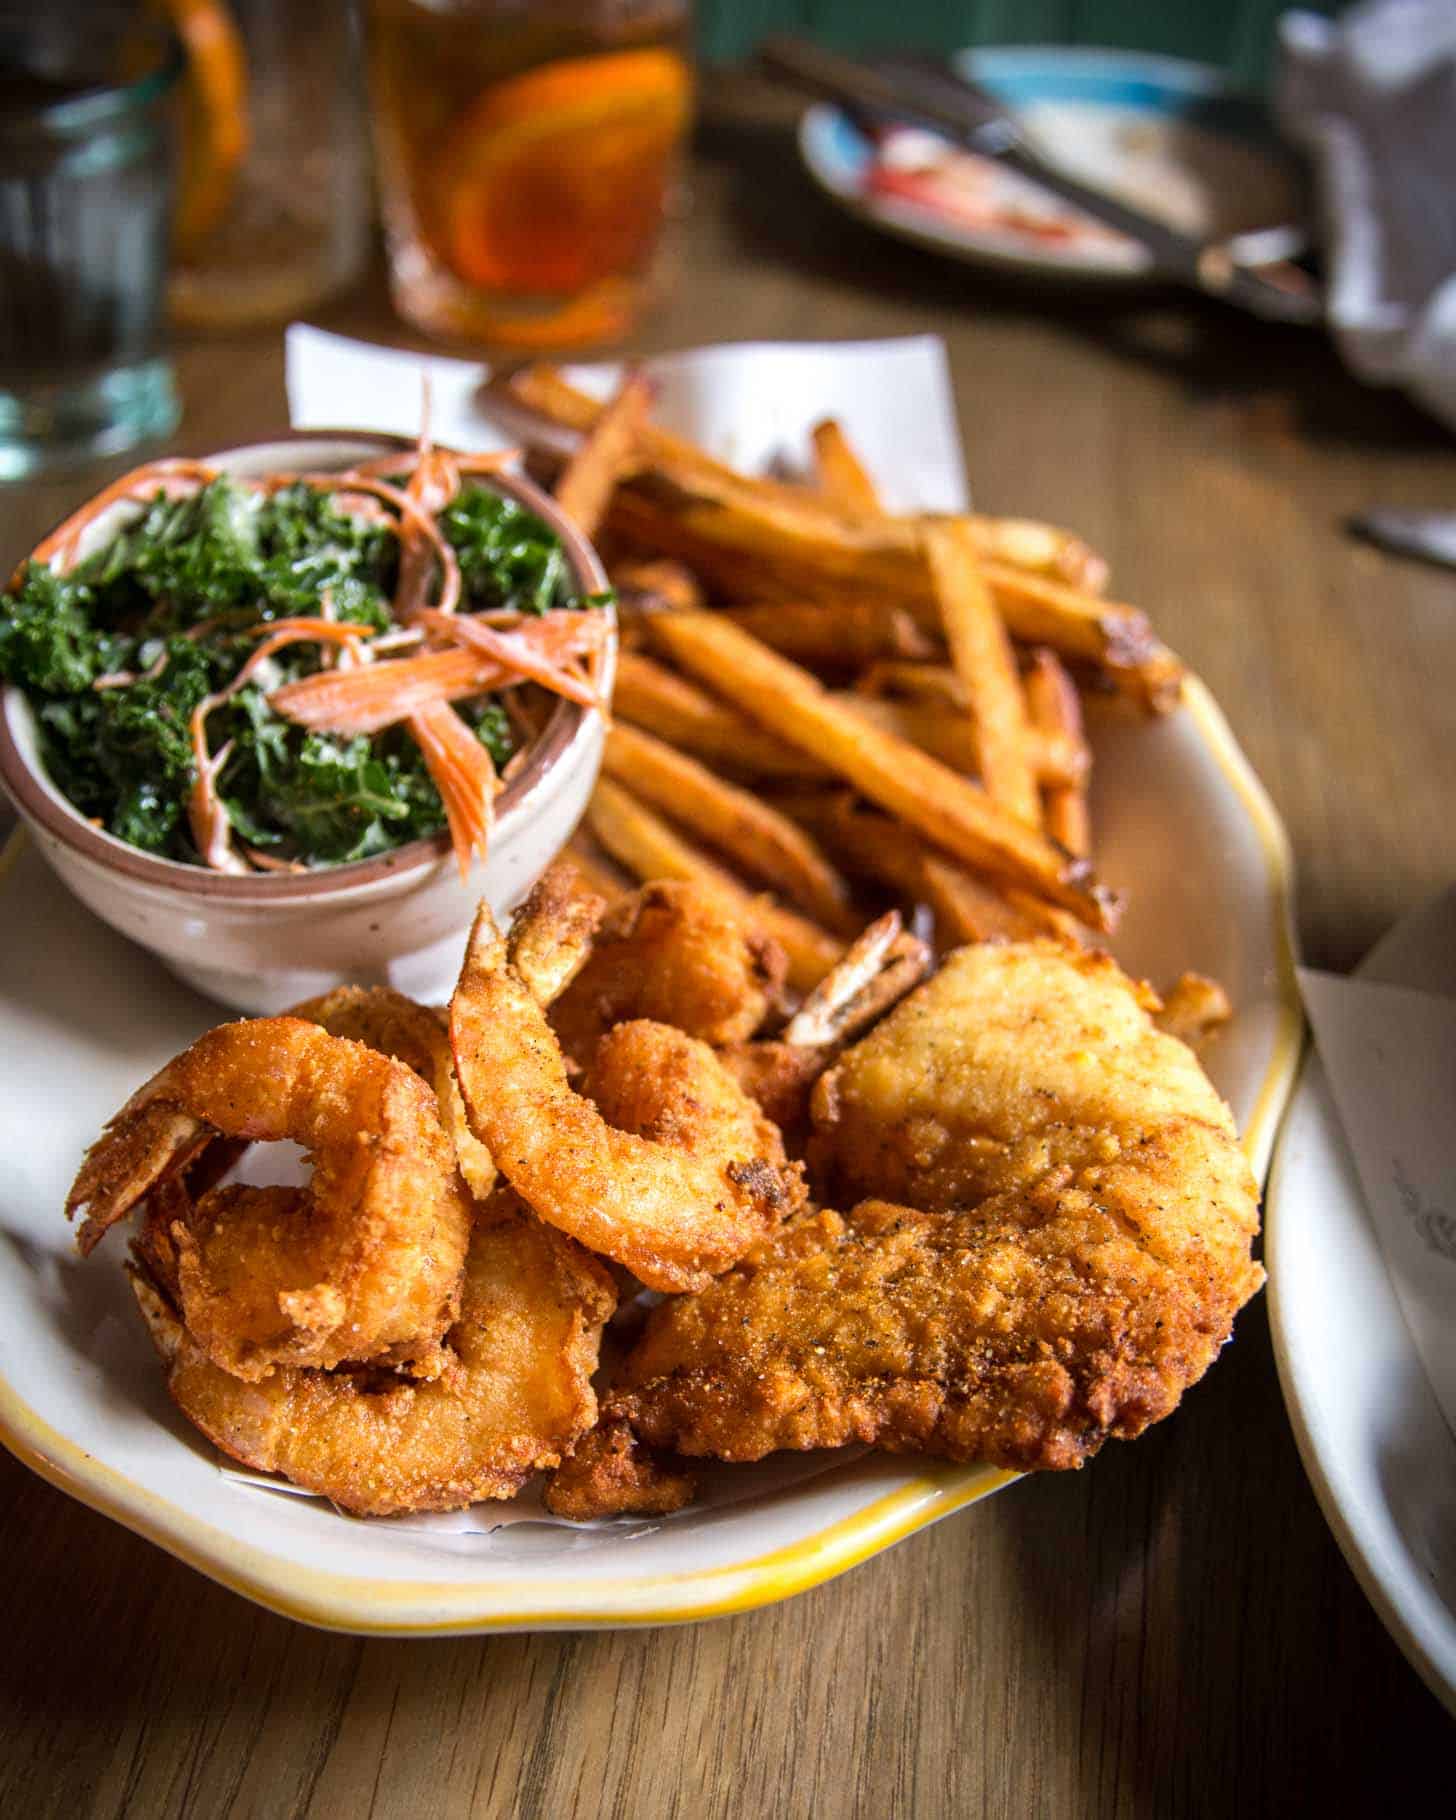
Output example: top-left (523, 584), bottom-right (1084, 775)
top-left (160, 0), bottom-right (250, 251)
top-left (435, 48), bottom-right (692, 296)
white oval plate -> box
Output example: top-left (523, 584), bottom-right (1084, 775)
top-left (798, 47), bottom-right (1304, 287)
top-left (0, 676), bottom-right (1299, 1634)
top-left (1267, 901), bottom-right (1456, 1716)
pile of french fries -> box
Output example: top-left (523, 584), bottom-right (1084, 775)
top-left (492, 363), bottom-right (1189, 995)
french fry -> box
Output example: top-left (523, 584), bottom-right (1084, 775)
top-left (977, 563), bottom-right (1184, 712)
top-left (498, 365), bottom-right (750, 493)
top-left (504, 366), bottom-right (1109, 591)
top-left (604, 475), bottom-right (925, 602)
top-left (999, 886), bottom-right (1088, 945)
top-left (613, 652), bottom-right (828, 781)
top-left (552, 369), bottom-right (651, 537)
top-left (833, 692), bottom-right (983, 776)
top-left (792, 796), bottom-right (1080, 948)
top-left (966, 516), bottom-right (1109, 594)
top-left (585, 777), bottom-right (844, 991)
top-left (810, 418), bottom-right (880, 513)
top-left (496, 367), bottom-right (1173, 703)
top-left (649, 613), bottom-right (1117, 930)
top-left (603, 722), bottom-right (856, 931)
top-left (722, 602), bottom-right (935, 667)
top-left (836, 692), bottom-right (1088, 791)
top-left (856, 660), bottom-right (968, 706)
top-left (562, 832), bottom-right (631, 905)
top-left (923, 519), bottom-right (1041, 827)
top-left (1155, 972), bottom-right (1232, 1048)
top-left (607, 558), bottom-right (704, 613)
top-left (1023, 648), bottom-right (1092, 858)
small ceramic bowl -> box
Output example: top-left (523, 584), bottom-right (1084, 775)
top-left (0, 434), bottom-right (614, 1013)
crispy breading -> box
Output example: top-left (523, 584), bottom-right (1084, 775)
top-left (610, 943), bottom-right (1262, 1472)
top-left (67, 1017), bottom-right (474, 1383)
top-left (452, 903), bottom-right (805, 1292)
top-left (549, 879), bottom-right (787, 1068)
top-left (544, 1419), bottom-right (696, 1520)
top-left (809, 941), bottom-right (1240, 1224)
top-left (131, 1194), bottom-right (616, 1516)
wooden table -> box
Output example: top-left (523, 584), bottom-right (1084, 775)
top-left (3, 85), bottom-right (1453, 1818)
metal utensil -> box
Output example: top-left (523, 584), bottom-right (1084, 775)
top-left (1348, 509), bottom-right (1456, 571)
top-left (759, 34), bottom-right (1322, 326)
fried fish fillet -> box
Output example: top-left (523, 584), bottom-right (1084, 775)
top-left (544, 1419), bottom-right (696, 1520)
top-left (609, 943), bottom-right (1263, 1472)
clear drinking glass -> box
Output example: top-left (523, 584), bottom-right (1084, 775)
top-left (166, 0), bottom-right (369, 329)
top-left (0, 6), bottom-right (182, 480)
top-left (363, 0), bottom-right (694, 350)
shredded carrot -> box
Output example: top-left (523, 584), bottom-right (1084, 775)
top-left (186, 734), bottom-right (243, 873)
top-left (418, 607), bottom-right (604, 709)
top-left (264, 471), bottom-right (463, 616)
top-left (398, 439), bottom-right (462, 621)
top-left (341, 447), bottom-right (520, 482)
top-left (407, 699), bottom-right (498, 878)
top-left (246, 617), bottom-right (375, 645)
top-left (269, 612), bottom-right (607, 736)
top-left (241, 845), bottom-right (307, 874)
top-left (270, 648), bottom-right (510, 736)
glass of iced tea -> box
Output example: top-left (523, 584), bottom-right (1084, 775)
top-left (364, 0), bottom-right (694, 350)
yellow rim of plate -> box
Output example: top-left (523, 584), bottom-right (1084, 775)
top-left (0, 674), bottom-right (1302, 1634)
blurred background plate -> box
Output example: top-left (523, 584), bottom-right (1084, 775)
top-left (798, 45), bottom-right (1306, 285)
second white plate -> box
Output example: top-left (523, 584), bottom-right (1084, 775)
top-left (1267, 894), bottom-right (1456, 1717)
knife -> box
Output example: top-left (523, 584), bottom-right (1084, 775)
top-left (1348, 509), bottom-right (1456, 571)
top-left (759, 34), bottom-right (1323, 326)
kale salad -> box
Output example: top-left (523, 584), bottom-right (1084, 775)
top-left (0, 455), bottom-right (610, 874)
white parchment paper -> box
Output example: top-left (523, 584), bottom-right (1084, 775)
top-left (285, 324), bottom-right (968, 511)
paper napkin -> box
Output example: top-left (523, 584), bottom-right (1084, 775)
top-left (285, 324), bottom-right (970, 512)
top-left (1299, 890), bottom-right (1456, 1441)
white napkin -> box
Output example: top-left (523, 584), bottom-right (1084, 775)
top-left (1298, 886), bottom-right (1456, 1442)
top-left (285, 324), bottom-right (969, 512)
top-left (1279, 0), bottom-right (1456, 432)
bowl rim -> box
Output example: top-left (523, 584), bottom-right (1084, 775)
top-left (0, 431), bottom-right (611, 903)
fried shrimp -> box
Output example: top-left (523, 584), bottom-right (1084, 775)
top-left (450, 898), bottom-right (805, 1292)
top-left (66, 1018), bottom-right (474, 1381)
top-left (504, 861), bottom-right (609, 1009)
top-left (608, 942), bottom-right (1262, 1472)
top-left (129, 1193), bottom-right (616, 1515)
top-left (549, 879), bottom-right (788, 1070)
top-left (546, 882), bottom-right (928, 1132)
top-left (289, 985), bottom-right (496, 1200)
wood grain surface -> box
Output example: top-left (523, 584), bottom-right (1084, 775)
top-left (2, 79), bottom-right (1453, 1820)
